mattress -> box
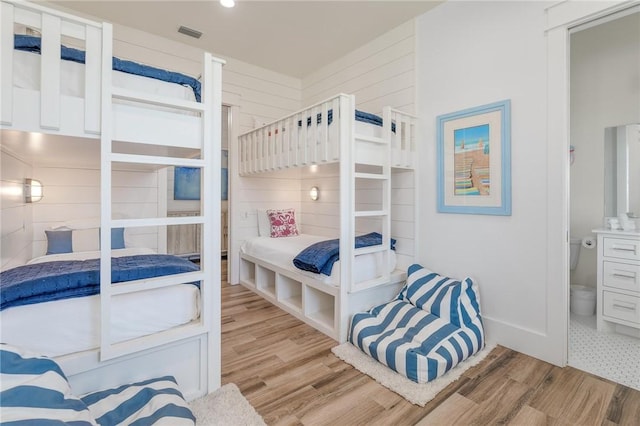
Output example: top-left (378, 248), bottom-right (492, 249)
top-left (240, 234), bottom-right (396, 286)
top-left (0, 249), bottom-right (200, 357)
top-left (13, 49), bottom-right (197, 114)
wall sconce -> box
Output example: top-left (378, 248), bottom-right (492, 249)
top-left (309, 186), bottom-right (319, 201)
top-left (24, 178), bottom-right (43, 203)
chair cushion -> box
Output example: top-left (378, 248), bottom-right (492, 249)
top-left (0, 343), bottom-right (98, 425)
top-left (397, 264), bottom-right (482, 327)
top-left (349, 300), bottom-right (484, 383)
top-left (81, 376), bottom-right (195, 426)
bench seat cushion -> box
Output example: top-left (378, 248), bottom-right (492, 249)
top-left (349, 299), bottom-right (484, 383)
top-left (81, 376), bottom-right (195, 426)
top-left (0, 344), bottom-right (98, 425)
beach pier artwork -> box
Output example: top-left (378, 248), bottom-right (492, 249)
top-left (454, 124), bottom-right (490, 196)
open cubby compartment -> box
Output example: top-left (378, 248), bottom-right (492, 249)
top-left (256, 265), bottom-right (276, 298)
top-left (304, 286), bottom-right (336, 334)
top-left (277, 274), bottom-right (303, 313)
top-left (239, 257), bottom-right (256, 288)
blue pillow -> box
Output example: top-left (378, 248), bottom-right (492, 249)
top-left (99, 227), bottom-right (125, 249)
top-left (45, 229), bottom-right (72, 255)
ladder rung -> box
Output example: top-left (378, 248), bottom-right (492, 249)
top-left (355, 172), bottom-right (389, 180)
top-left (112, 87), bottom-right (205, 112)
top-left (355, 245), bottom-right (386, 256)
top-left (110, 153), bottom-right (204, 167)
top-left (355, 134), bottom-right (387, 144)
top-left (113, 216), bottom-right (203, 228)
top-left (354, 210), bottom-right (387, 217)
top-left (352, 275), bottom-right (390, 291)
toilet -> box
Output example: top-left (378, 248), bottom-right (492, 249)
top-left (569, 238), bottom-right (596, 315)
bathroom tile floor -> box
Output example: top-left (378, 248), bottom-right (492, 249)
top-left (569, 313), bottom-right (640, 391)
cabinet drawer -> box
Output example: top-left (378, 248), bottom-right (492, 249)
top-left (603, 291), bottom-right (640, 325)
top-left (603, 237), bottom-right (640, 261)
top-left (603, 262), bottom-right (640, 293)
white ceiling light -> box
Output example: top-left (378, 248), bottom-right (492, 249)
top-left (220, 0), bottom-right (235, 8)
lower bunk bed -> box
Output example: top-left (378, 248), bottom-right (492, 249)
top-left (0, 245), bottom-right (209, 400)
top-left (239, 232), bottom-right (406, 342)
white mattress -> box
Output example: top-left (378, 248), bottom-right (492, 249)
top-left (240, 234), bottom-right (396, 286)
top-left (13, 49), bottom-right (197, 112)
top-left (1, 249), bottom-right (200, 357)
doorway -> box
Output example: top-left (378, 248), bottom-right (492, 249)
top-left (567, 9), bottom-right (640, 390)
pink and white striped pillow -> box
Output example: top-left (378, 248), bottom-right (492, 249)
top-left (267, 208), bottom-right (299, 238)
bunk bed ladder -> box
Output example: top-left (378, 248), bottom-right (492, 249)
top-left (350, 104), bottom-right (393, 294)
top-left (98, 26), bottom-right (224, 394)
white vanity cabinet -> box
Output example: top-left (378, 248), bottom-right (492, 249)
top-left (594, 230), bottom-right (640, 337)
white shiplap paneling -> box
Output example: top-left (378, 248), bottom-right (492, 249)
top-left (0, 149), bottom-right (34, 270)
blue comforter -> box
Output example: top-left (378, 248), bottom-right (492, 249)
top-left (293, 232), bottom-right (396, 276)
top-left (0, 254), bottom-right (199, 311)
top-left (14, 35), bottom-right (202, 102)
top-left (299, 109), bottom-right (396, 132)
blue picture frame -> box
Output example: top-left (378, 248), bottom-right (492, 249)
top-left (174, 167), bottom-right (201, 200)
top-left (436, 100), bottom-right (511, 215)
top-left (221, 150), bottom-right (228, 201)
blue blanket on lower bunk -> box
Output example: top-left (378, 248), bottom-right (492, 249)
top-left (0, 254), bottom-right (199, 311)
top-left (14, 35), bottom-right (202, 102)
top-left (293, 232), bottom-right (396, 276)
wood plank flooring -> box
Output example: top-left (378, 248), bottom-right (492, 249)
top-left (221, 276), bottom-right (640, 425)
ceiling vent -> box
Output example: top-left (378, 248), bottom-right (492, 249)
top-left (178, 26), bottom-right (202, 39)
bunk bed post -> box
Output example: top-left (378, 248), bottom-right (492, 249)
top-left (203, 52), bottom-right (224, 393)
top-left (338, 94), bottom-right (355, 343)
top-left (99, 22), bottom-right (114, 361)
top-left (0, 1), bottom-right (14, 125)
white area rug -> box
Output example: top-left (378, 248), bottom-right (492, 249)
top-left (190, 383), bottom-right (266, 426)
top-left (332, 343), bottom-right (496, 407)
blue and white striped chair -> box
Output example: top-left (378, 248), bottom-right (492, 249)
top-left (0, 344), bottom-right (195, 425)
top-left (349, 264), bottom-right (485, 383)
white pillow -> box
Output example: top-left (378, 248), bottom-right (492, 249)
top-left (257, 209), bottom-right (271, 237)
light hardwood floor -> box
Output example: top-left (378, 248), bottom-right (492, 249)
top-left (221, 270), bottom-right (640, 425)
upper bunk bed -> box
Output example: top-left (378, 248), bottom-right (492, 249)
top-left (0, 0), bottom-right (224, 401)
top-left (235, 94), bottom-right (417, 342)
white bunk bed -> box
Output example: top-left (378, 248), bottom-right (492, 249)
top-left (236, 94), bottom-right (417, 342)
top-left (0, 0), bottom-right (224, 401)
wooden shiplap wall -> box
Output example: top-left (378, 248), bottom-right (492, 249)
top-left (1, 149), bottom-right (34, 271)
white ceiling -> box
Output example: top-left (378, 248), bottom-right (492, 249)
top-left (47, 0), bottom-right (442, 78)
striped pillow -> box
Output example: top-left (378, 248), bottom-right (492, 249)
top-left (0, 344), bottom-right (98, 425)
top-left (81, 376), bottom-right (195, 426)
top-left (398, 264), bottom-right (481, 327)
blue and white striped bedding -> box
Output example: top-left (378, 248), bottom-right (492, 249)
top-left (349, 264), bottom-right (484, 383)
top-left (0, 344), bottom-right (196, 425)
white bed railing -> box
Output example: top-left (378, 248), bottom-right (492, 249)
top-left (239, 94), bottom-right (417, 175)
top-left (1, 0), bottom-right (103, 133)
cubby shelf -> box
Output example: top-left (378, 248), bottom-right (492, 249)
top-left (239, 254), bottom-right (338, 340)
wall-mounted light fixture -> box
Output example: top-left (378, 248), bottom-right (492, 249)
top-left (24, 178), bottom-right (43, 203)
top-left (310, 186), bottom-right (319, 201)
top-left (220, 0), bottom-right (235, 8)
